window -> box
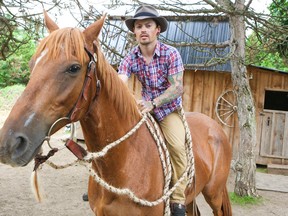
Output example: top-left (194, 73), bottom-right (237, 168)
top-left (264, 90), bottom-right (288, 112)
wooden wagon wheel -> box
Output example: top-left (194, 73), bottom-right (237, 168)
top-left (215, 90), bottom-right (237, 127)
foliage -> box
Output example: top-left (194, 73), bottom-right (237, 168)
top-left (0, 10), bottom-right (40, 60)
top-left (269, 0), bottom-right (288, 25)
top-left (267, 0), bottom-right (288, 59)
top-left (244, 0), bottom-right (288, 71)
top-left (0, 29), bottom-right (36, 87)
top-left (246, 32), bottom-right (288, 71)
top-left (229, 192), bottom-right (263, 206)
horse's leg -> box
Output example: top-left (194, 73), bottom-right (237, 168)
top-left (202, 185), bottom-right (232, 216)
top-left (201, 127), bottom-right (232, 216)
top-left (186, 200), bottom-right (201, 216)
top-left (202, 186), bottom-right (223, 216)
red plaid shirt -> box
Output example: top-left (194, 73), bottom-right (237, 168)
top-left (118, 41), bottom-right (184, 121)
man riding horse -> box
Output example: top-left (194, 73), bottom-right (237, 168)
top-left (118, 5), bottom-right (187, 215)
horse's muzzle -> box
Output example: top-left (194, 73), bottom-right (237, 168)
top-left (0, 130), bottom-right (41, 167)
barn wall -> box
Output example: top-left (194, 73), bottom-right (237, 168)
top-left (127, 66), bottom-right (288, 165)
top-left (248, 66), bottom-right (288, 165)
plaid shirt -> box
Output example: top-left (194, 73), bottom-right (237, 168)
top-left (118, 41), bottom-right (184, 121)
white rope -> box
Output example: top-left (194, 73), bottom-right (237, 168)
top-left (43, 108), bottom-right (195, 216)
top-left (83, 114), bottom-right (148, 160)
top-left (45, 160), bottom-right (80, 169)
top-left (178, 106), bottom-right (195, 188)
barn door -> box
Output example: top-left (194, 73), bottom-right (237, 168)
top-left (259, 111), bottom-right (288, 161)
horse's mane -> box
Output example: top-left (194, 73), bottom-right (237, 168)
top-left (34, 27), bottom-right (140, 122)
top-left (93, 41), bottom-right (140, 121)
top-left (34, 27), bottom-right (87, 65)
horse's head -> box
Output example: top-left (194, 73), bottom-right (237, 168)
top-left (0, 11), bottom-right (106, 167)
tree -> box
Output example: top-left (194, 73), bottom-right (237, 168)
top-left (268, 0), bottom-right (288, 59)
top-left (0, 29), bottom-right (36, 87)
top-left (246, 32), bottom-right (288, 71)
top-left (0, 0), bottom-right (69, 60)
top-left (224, 0), bottom-right (258, 197)
top-left (246, 0), bottom-right (288, 70)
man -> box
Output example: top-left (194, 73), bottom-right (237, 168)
top-left (118, 5), bottom-right (187, 216)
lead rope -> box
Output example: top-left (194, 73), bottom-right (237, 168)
top-left (43, 107), bottom-right (194, 216)
top-left (178, 106), bottom-right (195, 189)
top-left (144, 113), bottom-right (172, 215)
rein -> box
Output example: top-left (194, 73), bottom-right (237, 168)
top-left (69, 45), bottom-right (101, 122)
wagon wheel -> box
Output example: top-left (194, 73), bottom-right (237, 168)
top-left (215, 90), bottom-right (237, 127)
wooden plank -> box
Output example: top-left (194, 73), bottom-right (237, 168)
top-left (212, 72), bottom-right (227, 121)
top-left (282, 113), bottom-right (288, 160)
top-left (183, 71), bottom-right (194, 111)
top-left (283, 74), bottom-right (288, 88)
top-left (202, 71), bottom-right (215, 117)
top-left (214, 72), bottom-right (236, 146)
top-left (269, 113), bottom-right (276, 155)
top-left (270, 72), bottom-right (283, 89)
top-left (259, 112), bottom-right (273, 156)
top-left (191, 71), bottom-right (204, 112)
top-left (272, 113), bottom-right (285, 156)
top-left (267, 164), bottom-right (288, 176)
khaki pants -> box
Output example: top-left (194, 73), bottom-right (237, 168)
top-left (159, 111), bottom-right (187, 204)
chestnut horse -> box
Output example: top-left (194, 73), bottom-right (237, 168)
top-left (0, 12), bottom-right (232, 216)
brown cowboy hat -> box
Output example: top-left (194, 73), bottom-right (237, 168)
top-left (125, 5), bottom-right (168, 33)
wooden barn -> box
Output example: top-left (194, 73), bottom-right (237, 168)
top-left (99, 15), bottom-right (288, 166)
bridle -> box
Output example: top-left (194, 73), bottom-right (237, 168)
top-left (34, 41), bottom-right (101, 169)
top-left (69, 43), bottom-right (101, 122)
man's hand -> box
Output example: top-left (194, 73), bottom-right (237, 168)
top-left (137, 100), bottom-right (153, 113)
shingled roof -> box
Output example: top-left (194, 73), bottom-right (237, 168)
top-left (101, 15), bottom-right (231, 72)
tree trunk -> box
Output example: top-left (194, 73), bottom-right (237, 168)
top-left (229, 0), bottom-right (258, 197)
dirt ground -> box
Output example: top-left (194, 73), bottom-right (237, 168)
top-left (0, 109), bottom-right (288, 216)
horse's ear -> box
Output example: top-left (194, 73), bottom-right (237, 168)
top-left (83, 14), bottom-right (107, 46)
top-left (43, 10), bottom-right (59, 33)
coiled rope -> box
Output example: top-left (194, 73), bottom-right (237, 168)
top-left (43, 106), bottom-right (195, 216)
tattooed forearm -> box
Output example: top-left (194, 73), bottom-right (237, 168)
top-left (153, 72), bottom-right (183, 107)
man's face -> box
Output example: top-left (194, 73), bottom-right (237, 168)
top-left (133, 19), bottom-right (160, 45)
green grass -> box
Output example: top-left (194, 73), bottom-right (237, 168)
top-left (229, 192), bottom-right (263, 206)
top-left (0, 84), bottom-right (25, 111)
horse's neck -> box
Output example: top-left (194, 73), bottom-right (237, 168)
top-left (80, 96), bottom-right (136, 153)
top-left (80, 93), bottom-right (165, 196)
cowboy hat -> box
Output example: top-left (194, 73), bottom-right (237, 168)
top-left (125, 5), bottom-right (168, 33)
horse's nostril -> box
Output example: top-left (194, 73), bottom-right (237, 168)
top-left (11, 135), bottom-right (28, 159)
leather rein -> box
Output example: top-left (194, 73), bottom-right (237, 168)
top-left (69, 44), bottom-right (101, 122)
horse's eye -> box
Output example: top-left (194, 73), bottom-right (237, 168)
top-left (68, 64), bottom-right (81, 74)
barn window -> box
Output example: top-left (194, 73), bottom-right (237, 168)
top-left (264, 90), bottom-right (288, 111)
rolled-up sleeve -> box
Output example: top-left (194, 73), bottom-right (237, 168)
top-left (167, 48), bottom-right (184, 76)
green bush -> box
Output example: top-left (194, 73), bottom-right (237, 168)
top-left (0, 32), bottom-right (36, 88)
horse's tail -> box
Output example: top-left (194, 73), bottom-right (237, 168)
top-left (221, 186), bottom-right (232, 216)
